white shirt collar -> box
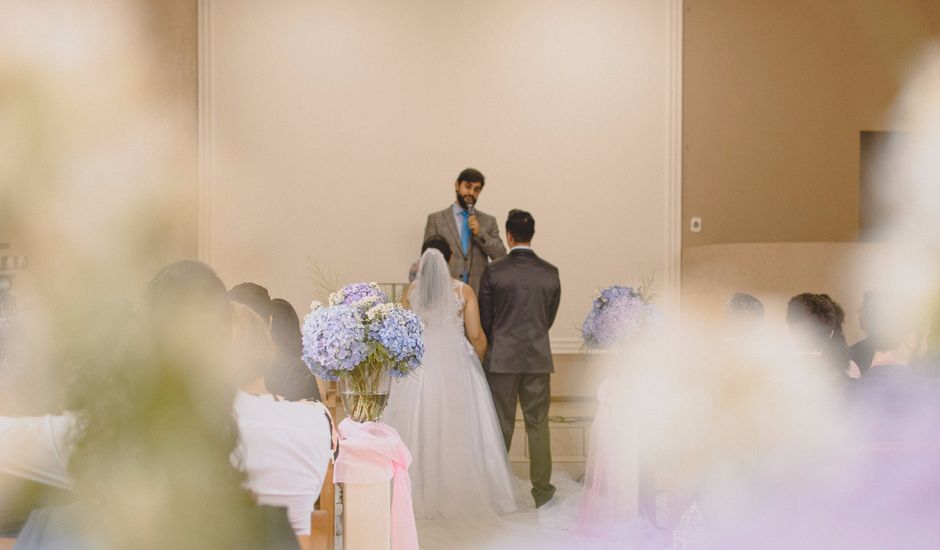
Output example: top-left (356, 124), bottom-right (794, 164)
top-left (510, 245), bottom-right (533, 252)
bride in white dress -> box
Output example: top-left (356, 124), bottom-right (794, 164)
top-left (384, 242), bottom-right (517, 520)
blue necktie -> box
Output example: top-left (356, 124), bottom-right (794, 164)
top-left (460, 210), bottom-right (471, 255)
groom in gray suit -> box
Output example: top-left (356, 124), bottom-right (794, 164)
top-left (479, 209), bottom-right (561, 507)
top-left (423, 168), bottom-right (507, 293)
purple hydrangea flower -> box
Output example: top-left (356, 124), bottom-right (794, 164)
top-left (303, 283), bottom-right (424, 381)
top-left (366, 304), bottom-right (425, 377)
top-left (582, 285), bottom-right (662, 349)
top-left (329, 282), bottom-right (388, 307)
top-left (301, 304), bottom-right (369, 381)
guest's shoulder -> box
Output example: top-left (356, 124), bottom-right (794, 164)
top-left (277, 397), bottom-right (328, 419)
top-left (848, 338), bottom-right (871, 352)
top-left (235, 392), bottom-right (326, 424)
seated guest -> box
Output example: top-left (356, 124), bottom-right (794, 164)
top-left (3, 290), bottom-right (331, 549)
top-left (846, 296), bottom-right (940, 448)
top-left (849, 291), bottom-right (884, 374)
top-left (229, 282), bottom-right (274, 326)
top-left (267, 298), bottom-right (322, 402)
top-left (723, 292), bottom-right (765, 342)
top-left (229, 283), bottom-right (323, 401)
top-left (229, 303), bottom-right (334, 547)
top-left (786, 293), bottom-right (859, 381)
top-left (12, 261), bottom-right (297, 549)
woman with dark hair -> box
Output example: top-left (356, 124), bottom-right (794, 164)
top-left (813, 294), bottom-right (860, 380)
top-left (265, 298), bottom-right (322, 402)
top-left (230, 302), bottom-right (332, 547)
top-left (421, 235), bottom-right (452, 263)
top-left (408, 235), bottom-right (453, 283)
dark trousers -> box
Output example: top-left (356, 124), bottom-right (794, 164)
top-left (485, 372), bottom-right (555, 506)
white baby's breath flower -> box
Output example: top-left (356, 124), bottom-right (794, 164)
top-left (352, 295), bottom-right (382, 312)
top-left (366, 302), bottom-right (397, 322)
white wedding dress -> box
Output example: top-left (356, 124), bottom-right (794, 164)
top-left (383, 251), bottom-right (668, 549)
top-left (384, 249), bottom-right (518, 520)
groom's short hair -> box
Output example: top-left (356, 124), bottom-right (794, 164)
top-left (506, 209), bottom-right (535, 242)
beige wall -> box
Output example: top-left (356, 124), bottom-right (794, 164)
top-left (142, 0), bottom-right (200, 260)
top-left (0, 0), bottom-right (199, 275)
top-left (205, 0), bottom-right (679, 347)
top-left (0, 2), bottom-right (199, 413)
top-left (682, 0), bottom-right (940, 249)
top-left (682, 242), bottom-right (906, 343)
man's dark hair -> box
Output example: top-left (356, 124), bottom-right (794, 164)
top-left (506, 209), bottom-right (535, 242)
top-left (457, 168), bottom-right (485, 187)
top-left (422, 235), bottom-right (452, 263)
top-left (228, 282), bottom-right (272, 321)
top-left (786, 293), bottom-right (837, 347)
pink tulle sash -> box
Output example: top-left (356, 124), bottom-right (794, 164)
top-left (333, 419), bottom-right (418, 550)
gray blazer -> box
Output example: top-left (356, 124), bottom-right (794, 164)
top-left (424, 206), bottom-right (507, 293)
top-left (479, 249), bottom-right (561, 374)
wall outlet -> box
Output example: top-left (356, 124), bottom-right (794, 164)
top-left (690, 216), bottom-right (702, 233)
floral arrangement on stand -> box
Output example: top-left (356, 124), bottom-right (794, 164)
top-left (581, 282), bottom-right (663, 350)
top-left (302, 282), bottom-right (424, 422)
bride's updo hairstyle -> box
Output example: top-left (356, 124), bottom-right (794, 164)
top-left (422, 234), bottom-right (452, 263)
top-left (412, 238), bottom-right (456, 322)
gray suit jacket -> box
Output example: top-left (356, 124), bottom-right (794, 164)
top-left (424, 206), bottom-right (507, 293)
top-left (479, 249), bottom-right (561, 374)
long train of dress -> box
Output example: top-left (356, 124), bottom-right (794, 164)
top-left (383, 281), bottom-right (518, 521)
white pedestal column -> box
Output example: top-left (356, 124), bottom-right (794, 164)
top-left (342, 481), bottom-right (391, 550)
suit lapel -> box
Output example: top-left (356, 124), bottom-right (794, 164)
top-left (441, 207), bottom-right (465, 258)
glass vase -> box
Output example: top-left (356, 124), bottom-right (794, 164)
top-left (338, 365), bottom-right (392, 423)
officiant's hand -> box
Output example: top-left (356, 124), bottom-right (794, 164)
top-left (468, 214), bottom-right (480, 236)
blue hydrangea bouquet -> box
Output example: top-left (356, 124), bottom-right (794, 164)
top-left (302, 282), bottom-right (424, 422)
top-left (581, 284), bottom-right (663, 350)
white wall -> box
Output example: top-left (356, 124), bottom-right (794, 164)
top-left (203, 0), bottom-right (679, 346)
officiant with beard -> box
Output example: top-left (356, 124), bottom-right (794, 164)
top-left (423, 168), bottom-right (507, 293)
